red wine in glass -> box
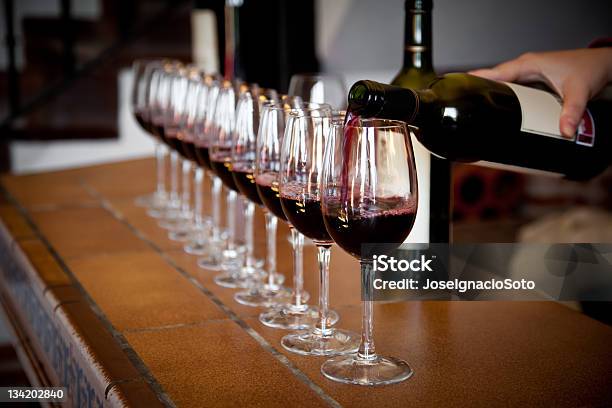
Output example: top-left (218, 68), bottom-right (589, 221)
top-left (280, 184), bottom-right (331, 242)
top-left (255, 173), bottom-right (287, 221)
top-left (323, 196), bottom-right (417, 258)
top-left (134, 111), bottom-right (150, 133)
top-left (232, 164), bottom-right (263, 206)
top-left (153, 122), bottom-right (167, 145)
top-left (195, 145), bottom-right (212, 171)
top-left (165, 130), bottom-right (186, 158)
top-left (210, 147), bottom-right (239, 191)
top-left (180, 139), bottom-right (198, 162)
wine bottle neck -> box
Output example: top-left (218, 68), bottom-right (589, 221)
top-left (347, 80), bottom-right (421, 125)
top-left (402, 1), bottom-right (433, 70)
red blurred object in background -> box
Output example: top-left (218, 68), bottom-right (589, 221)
top-left (452, 164), bottom-right (525, 221)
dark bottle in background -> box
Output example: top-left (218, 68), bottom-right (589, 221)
top-left (391, 0), bottom-right (451, 243)
top-left (348, 74), bottom-right (611, 180)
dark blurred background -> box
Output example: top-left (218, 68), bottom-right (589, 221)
top-left (0, 0), bottom-right (320, 173)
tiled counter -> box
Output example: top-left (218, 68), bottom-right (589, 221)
top-left (1, 159), bottom-right (611, 407)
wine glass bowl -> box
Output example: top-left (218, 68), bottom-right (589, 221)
top-left (323, 118), bottom-right (418, 258)
top-left (209, 81), bottom-right (241, 193)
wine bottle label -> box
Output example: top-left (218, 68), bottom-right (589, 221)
top-left (505, 82), bottom-right (595, 146)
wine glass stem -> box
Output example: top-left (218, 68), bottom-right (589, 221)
top-left (193, 167), bottom-right (203, 227)
top-left (264, 212), bottom-right (277, 286)
top-left (226, 190), bottom-right (237, 251)
top-left (181, 159), bottom-right (192, 215)
top-left (244, 201), bottom-right (255, 268)
top-left (358, 260), bottom-right (377, 360)
top-left (211, 176), bottom-right (222, 241)
top-left (169, 151), bottom-right (179, 207)
top-left (316, 244), bottom-right (332, 334)
top-left (290, 227), bottom-right (304, 307)
top-left (155, 142), bottom-right (167, 199)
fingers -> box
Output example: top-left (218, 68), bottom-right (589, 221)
top-left (469, 68), bottom-right (503, 80)
top-left (559, 78), bottom-right (589, 138)
top-left (469, 53), bottom-right (541, 83)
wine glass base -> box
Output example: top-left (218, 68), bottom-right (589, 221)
top-left (221, 254), bottom-right (264, 270)
top-left (197, 254), bottom-right (224, 271)
top-left (168, 228), bottom-right (192, 242)
top-left (214, 272), bottom-right (244, 288)
top-left (321, 355), bottom-right (413, 386)
top-left (259, 305), bottom-right (337, 330)
top-left (196, 238), bottom-right (231, 270)
top-left (159, 213), bottom-right (192, 230)
top-left (281, 328), bottom-right (360, 356)
top-left (147, 205), bottom-right (169, 218)
top-left (184, 240), bottom-right (207, 255)
top-left (214, 267), bottom-right (266, 289)
top-left (233, 284), bottom-right (292, 307)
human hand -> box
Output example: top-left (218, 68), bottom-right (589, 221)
top-left (470, 48), bottom-right (612, 138)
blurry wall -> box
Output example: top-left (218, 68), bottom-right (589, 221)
top-left (317, 0), bottom-right (612, 85)
top-left (0, 0), bottom-right (101, 71)
top-left (10, 70), bottom-right (153, 173)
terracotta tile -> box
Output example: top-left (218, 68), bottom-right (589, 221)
top-left (17, 238), bottom-right (72, 287)
top-left (126, 321), bottom-right (330, 408)
top-left (247, 301), bottom-right (612, 408)
top-left (167, 249), bottom-right (261, 319)
top-left (7, 159), bottom-right (612, 407)
top-left (108, 198), bottom-right (185, 252)
top-left (66, 251), bottom-right (226, 331)
top-left (0, 205), bottom-right (35, 239)
top-left (167, 219), bottom-right (360, 321)
top-left (80, 158), bottom-right (156, 200)
top-left (106, 378), bottom-right (165, 407)
top-left (54, 302), bottom-right (141, 387)
top-left (29, 206), bottom-right (150, 259)
top-left (1, 172), bottom-right (95, 209)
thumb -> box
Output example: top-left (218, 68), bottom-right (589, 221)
top-left (560, 78), bottom-right (589, 138)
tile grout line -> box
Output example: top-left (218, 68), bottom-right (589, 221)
top-left (122, 319), bottom-right (234, 334)
top-left (80, 180), bottom-right (344, 408)
top-left (0, 184), bottom-right (177, 408)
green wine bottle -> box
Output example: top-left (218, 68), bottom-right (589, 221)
top-left (391, 0), bottom-right (451, 243)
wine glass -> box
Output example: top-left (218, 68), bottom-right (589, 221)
top-left (149, 62), bottom-right (185, 222)
top-left (258, 98), bottom-right (333, 328)
top-left (212, 85), bottom-right (277, 290)
top-left (232, 92), bottom-right (294, 306)
top-left (157, 66), bottom-right (197, 235)
top-left (184, 74), bottom-right (217, 255)
top-left (195, 78), bottom-right (229, 269)
top-left (277, 105), bottom-right (359, 356)
top-left (131, 60), bottom-right (168, 210)
top-left (320, 118), bottom-right (418, 385)
top-left (145, 60), bottom-right (182, 218)
top-left (166, 66), bottom-right (202, 242)
top-left (210, 80), bottom-right (250, 287)
top-left (175, 69), bottom-right (212, 248)
top-left (288, 73), bottom-right (347, 109)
